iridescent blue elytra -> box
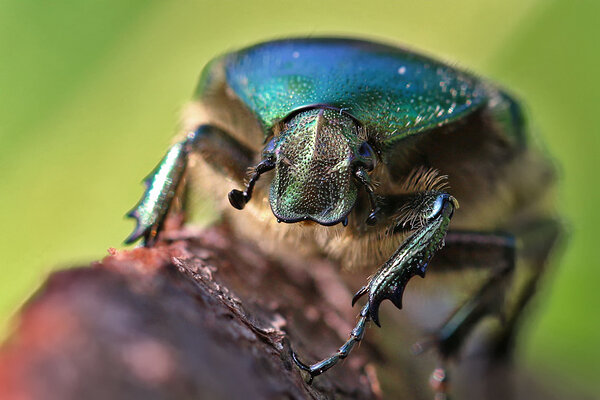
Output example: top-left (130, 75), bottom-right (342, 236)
top-left (126, 37), bottom-right (560, 397)
top-left (197, 38), bottom-right (487, 146)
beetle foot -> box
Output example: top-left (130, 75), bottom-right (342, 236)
top-left (290, 350), bottom-right (317, 384)
top-left (291, 303), bottom-right (370, 382)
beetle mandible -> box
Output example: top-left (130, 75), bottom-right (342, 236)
top-left (125, 38), bottom-right (560, 395)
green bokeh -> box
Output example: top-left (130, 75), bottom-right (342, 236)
top-left (1, 0), bottom-right (598, 396)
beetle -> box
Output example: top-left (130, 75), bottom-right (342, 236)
top-left (125, 37), bottom-right (560, 397)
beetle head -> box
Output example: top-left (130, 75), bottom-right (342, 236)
top-left (263, 107), bottom-right (376, 226)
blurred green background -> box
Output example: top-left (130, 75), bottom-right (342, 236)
top-left (1, 0), bottom-right (598, 397)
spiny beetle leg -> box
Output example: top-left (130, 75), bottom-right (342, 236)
top-left (354, 193), bottom-right (457, 326)
top-left (126, 124), bottom-right (254, 246)
top-left (292, 193), bottom-right (457, 381)
top-left (125, 139), bottom-right (189, 246)
top-left (291, 303), bottom-right (370, 383)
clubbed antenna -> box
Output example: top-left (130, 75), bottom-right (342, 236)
top-left (228, 159), bottom-right (275, 210)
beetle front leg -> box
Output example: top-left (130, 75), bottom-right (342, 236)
top-left (292, 191), bottom-right (458, 381)
top-left (125, 124), bottom-right (254, 246)
top-left (353, 192), bottom-right (458, 326)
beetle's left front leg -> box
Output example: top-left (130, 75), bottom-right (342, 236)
top-left (125, 125), bottom-right (255, 246)
top-left (292, 191), bottom-right (458, 381)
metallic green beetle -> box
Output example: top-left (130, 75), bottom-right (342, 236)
top-left (126, 38), bottom-right (560, 395)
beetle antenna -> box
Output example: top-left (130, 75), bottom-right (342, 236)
top-left (228, 158), bottom-right (275, 210)
top-left (355, 167), bottom-right (380, 225)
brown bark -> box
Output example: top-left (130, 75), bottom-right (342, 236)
top-left (0, 224), bottom-right (581, 400)
top-left (0, 225), bottom-right (379, 400)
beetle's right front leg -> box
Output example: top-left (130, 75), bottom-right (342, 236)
top-left (292, 191), bottom-right (458, 382)
top-left (125, 124), bottom-right (255, 246)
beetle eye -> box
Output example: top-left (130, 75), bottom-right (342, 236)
top-left (358, 142), bottom-right (373, 158)
top-left (357, 142), bottom-right (376, 171)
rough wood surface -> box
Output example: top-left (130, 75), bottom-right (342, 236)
top-left (0, 225), bottom-right (583, 400)
top-left (0, 225), bottom-right (379, 400)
